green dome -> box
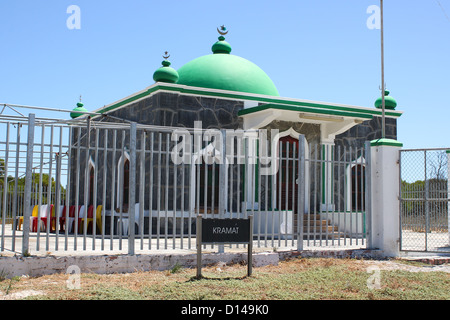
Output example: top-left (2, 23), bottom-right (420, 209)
top-left (153, 60), bottom-right (179, 84)
top-left (70, 102), bottom-right (88, 119)
top-left (375, 90), bottom-right (397, 110)
top-left (177, 36), bottom-right (279, 96)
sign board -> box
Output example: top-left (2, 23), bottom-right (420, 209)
top-left (201, 218), bottom-right (251, 244)
top-left (196, 215), bottom-right (253, 278)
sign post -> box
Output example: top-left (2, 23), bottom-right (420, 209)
top-left (196, 215), bottom-right (253, 278)
top-left (196, 215), bottom-right (203, 279)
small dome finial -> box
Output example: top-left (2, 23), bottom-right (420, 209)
top-left (212, 25), bottom-right (232, 54)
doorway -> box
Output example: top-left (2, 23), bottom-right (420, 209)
top-left (277, 136), bottom-right (299, 214)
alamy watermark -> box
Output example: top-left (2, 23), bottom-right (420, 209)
top-left (66, 5), bottom-right (81, 30)
top-left (366, 5), bottom-right (381, 30)
top-left (171, 121), bottom-right (280, 176)
top-left (366, 266), bottom-right (381, 290)
top-left (66, 265), bottom-right (81, 290)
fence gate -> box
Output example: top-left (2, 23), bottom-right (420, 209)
top-left (399, 148), bottom-right (450, 252)
top-left (0, 113), bottom-right (371, 256)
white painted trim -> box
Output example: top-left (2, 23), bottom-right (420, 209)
top-left (320, 119), bottom-right (363, 144)
top-left (243, 109), bottom-right (283, 130)
top-left (275, 128), bottom-right (310, 213)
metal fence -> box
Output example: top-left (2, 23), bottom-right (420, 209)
top-left (399, 148), bottom-right (450, 252)
top-left (0, 114), bottom-right (371, 255)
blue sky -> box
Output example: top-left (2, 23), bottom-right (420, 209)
top-left (1, 0), bottom-right (449, 149)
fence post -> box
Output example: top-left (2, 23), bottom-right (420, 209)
top-left (217, 129), bottom-right (227, 254)
top-left (11, 124), bottom-right (21, 251)
top-left (218, 129), bottom-right (227, 217)
top-left (364, 141), bottom-right (372, 248)
top-left (369, 138), bottom-right (403, 257)
top-left (83, 117), bottom-right (91, 249)
top-left (196, 215), bottom-right (203, 278)
top-left (128, 122), bottom-right (137, 255)
top-left (22, 114), bottom-right (35, 255)
top-left (425, 152), bottom-right (430, 250)
top-left (297, 134), bottom-right (306, 251)
top-left (1, 123), bottom-right (9, 251)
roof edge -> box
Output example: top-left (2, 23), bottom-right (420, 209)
top-left (89, 83), bottom-right (403, 120)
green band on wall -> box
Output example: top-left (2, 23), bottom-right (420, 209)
top-left (370, 138), bottom-right (403, 147)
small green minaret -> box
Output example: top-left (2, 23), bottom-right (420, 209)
top-left (153, 51), bottom-right (179, 84)
top-left (70, 96), bottom-right (88, 119)
top-left (374, 90), bottom-right (397, 110)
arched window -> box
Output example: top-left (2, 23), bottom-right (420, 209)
top-left (117, 152), bottom-right (130, 210)
top-left (351, 164), bottom-right (365, 211)
top-left (275, 128), bottom-right (310, 214)
top-left (89, 166), bottom-right (95, 206)
top-left (123, 159), bottom-right (130, 208)
top-left (190, 143), bottom-right (227, 215)
top-left (88, 158), bottom-right (95, 206)
top-left (198, 161), bottom-right (220, 214)
top-left (346, 155), bottom-right (366, 212)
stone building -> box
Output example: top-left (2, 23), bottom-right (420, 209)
top-left (68, 28), bottom-right (403, 235)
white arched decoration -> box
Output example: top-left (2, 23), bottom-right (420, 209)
top-left (189, 143), bottom-right (230, 213)
top-left (275, 128), bottom-right (310, 213)
top-left (117, 152), bottom-right (131, 209)
top-left (346, 155), bottom-right (366, 212)
top-left (87, 157), bottom-right (95, 206)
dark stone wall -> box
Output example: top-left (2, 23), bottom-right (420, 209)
top-left (334, 116), bottom-right (397, 150)
top-left (105, 92), bottom-right (243, 129)
top-left (69, 92), bottom-right (245, 212)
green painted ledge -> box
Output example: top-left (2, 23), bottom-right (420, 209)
top-left (91, 84), bottom-right (404, 119)
top-left (370, 138), bottom-right (403, 147)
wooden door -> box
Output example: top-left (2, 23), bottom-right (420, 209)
top-left (277, 136), bottom-right (299, 214)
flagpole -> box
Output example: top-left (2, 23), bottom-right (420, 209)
top-left (380, 0), bottom-right (386, 139)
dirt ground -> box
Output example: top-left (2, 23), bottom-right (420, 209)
top-left (1, 257), bottom-right (449, 300)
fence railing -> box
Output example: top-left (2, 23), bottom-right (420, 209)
top-left (0, 114), bottom-right (371, 255)
top-left (399, 148), bottom-right (449, 252)
top-left (0, 185), bottom-right (65, 224)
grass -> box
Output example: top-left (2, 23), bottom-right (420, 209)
top-left (0, 257), bottom-right (449, 300)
